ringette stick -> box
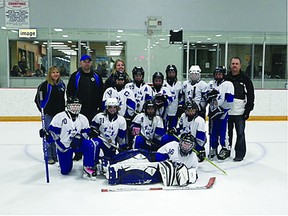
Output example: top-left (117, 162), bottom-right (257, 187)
top-left (39, 91), bottom-right (50, 183)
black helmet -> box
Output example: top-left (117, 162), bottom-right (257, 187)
top-left (143, 100), bottom-right (157, 118)
top-left (213, 66), bottom-right (226, 84)
top-left (132, 66), bottom-right (144, 78)
top-left (184, 100), bottom-right (199, 112)
top-left (165, 64), bottom-right (177, 75)
top-left (152, 71), bottom-right (164, 83)
top-left (179, 133), bottom-right (196, 156)
top-left (115, 71), bottom-right (127, 80)
top-left (66, 97), bottom-right (82, 115)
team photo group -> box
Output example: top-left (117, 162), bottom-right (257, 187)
top-left (34, 55), bottom-right (254, 187)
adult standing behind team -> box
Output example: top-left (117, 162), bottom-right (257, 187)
top-left (226, 57), bottom-right (255, 162)
top-left (66, 54), bottom-right (104, 161)
top-left (104, 59), bottom-right (131, 90)
top-left (34, 66), bottom-right (66, 164)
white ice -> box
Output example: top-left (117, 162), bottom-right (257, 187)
top-left (0, 121), bottom-right (287, 215)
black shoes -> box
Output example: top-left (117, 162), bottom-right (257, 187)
top-left (217, 148), bottom-right (231, 160)
top-left (73, 152), bottom-right (83, 161)
top-left (233, 157), bottom-right (243, 162)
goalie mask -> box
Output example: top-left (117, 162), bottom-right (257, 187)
top-left (184, 100), bottom-right (199, 120)
top-left (143, 100), bottom-right (157, 119)
top-left (189, 65), bottom-right (201, 84)
top-left (66, 97), bottom-right (82, 115)
top-left (179, 133), bottom-right (196, 156)
top-left (105, 98), bottom-right (120, 118)
top-left (214, 66), bottom-right (226, 85)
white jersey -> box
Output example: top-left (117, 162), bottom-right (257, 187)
top-left (182, 80), bottom-right (208, 111)
top-left (132, 113), bottom-right (165, 141)
top-left (163, 80), bottom-right (182, 116)
top-left (49, 111), bottom-right (90, 151)
top-left (103, 87), bottom-right (136, 118)
top-left (91, 112), bottom-right (127, 147)
top-left (157, 141), bottom-right (199, 169)
top-left (177, 114), bottom-right (207, 147)
top-left (151, 86), bottom-right (174, 117)
top-left (206, 80), bottom-right (234, 115)
top-left (125, 82), bottom-right (153, 113)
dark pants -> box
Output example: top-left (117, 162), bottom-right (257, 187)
top-left (228, 115), bottom-right (246, 159)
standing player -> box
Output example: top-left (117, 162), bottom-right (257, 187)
top-left (163, 64), bottom-right (182, 130)
top-left (206, 66), bottom-right (234, 160)
top-left (47, 97), bottom-right (96, 180)
top-left (125, 66), bottom-right (153, 113)
top-left (181, 65), bottom-right (208, 119)
top-left (103, 71), bottom-right (136, 119)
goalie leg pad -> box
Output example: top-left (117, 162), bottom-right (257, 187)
top-left (175, 163), bottom-right (189, 187)
top-left (188, 168), bottom-right (198, 184)
top-left (159, 161), bottom-right (175, 186)
top-left (107, 161), bottom-right (161, 185)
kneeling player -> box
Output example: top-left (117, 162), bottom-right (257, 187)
top-left (157, 133), bottom-right (199, 186)
top-left (46, 97), bottom-right (96, 180)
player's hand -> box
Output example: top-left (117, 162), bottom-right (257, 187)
top-left (70, 134), bottom-right (84, 149)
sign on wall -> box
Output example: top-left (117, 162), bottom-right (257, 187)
top-left (18, 28), bottom-right (37, 38)
top-left (5, 0), bottom-right (29, 29)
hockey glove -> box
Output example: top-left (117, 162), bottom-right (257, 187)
top-left (131, 127), bottom-right (141, 136)
top-left (39, 128), bottom-right (50, 139)
top-left (176, 104), bottom-right (185, 117)
top-left (209, 107), bottom-right (224, 119)
top-left (70, 134), bottom-right (84, 150)
top-left (197, 150), bottom-right (206, 163)
top-left (168, 127), bottom-right (177, 136)
top-left (89, 127), bottom-right (100, 138)
top-left (206, 89), bottom-right (219, 103)
top-left (243, 110), bottom-right (250, 120)
top-left (154, 93), bottom-right (167, 108)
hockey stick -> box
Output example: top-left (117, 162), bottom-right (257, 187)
top-left (101, 177), bottom-right (216, 192)
top-left (39, 91), bottom-right (50, 183)
top-left (172, 134), bottom-right (227, 175)
top-left (97, 135), bottom-right (119, 149)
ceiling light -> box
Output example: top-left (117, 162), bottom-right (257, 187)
top-left (54, 28), bottom-right (63, 32)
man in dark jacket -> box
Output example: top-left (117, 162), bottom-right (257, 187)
top-left (67, 54), bottom-right (104, 160)
top-left (226, 57), bottom-right (255, 162)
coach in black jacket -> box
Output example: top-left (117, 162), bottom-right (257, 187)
top-left (226, 57), bottom-right (255, 162)
top-left (67, 54), bottom-right (104, 160)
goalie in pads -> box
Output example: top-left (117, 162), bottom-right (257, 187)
top-left (157, 133), bottom-right (199, 186)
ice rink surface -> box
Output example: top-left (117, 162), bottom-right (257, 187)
top-left (0, 121), bottom-right (287, 215)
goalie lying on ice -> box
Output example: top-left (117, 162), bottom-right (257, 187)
top-left (97, 133), bottom-right (199, 186)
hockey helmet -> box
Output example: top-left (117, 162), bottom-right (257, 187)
top-left (143, 100), bottom-right (157, 118)
top-left (184, 100), bottom-right (199, 119)
top-left (152, 71), bottom-right (164, 83)
top-left (105, 98), bottom-right (120, 115)
top-left (165, 64), bottom-right (178, 75)
top-left (66, 97), bottom-right (82, 115)
top-left (179, 133), bottom-right (196, 156)
top-left (213, 66), bottom-right (226, 84)
top-left (132, 66), bottom-right (144, 78)
top-left (189, 65), bottom-right (201, 84)
top-left (115, 71), bottom-right (127, 80)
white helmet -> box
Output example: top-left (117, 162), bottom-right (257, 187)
top-left (189, 65), bottom-right (201, 84)
top-left (105, 98), bottom-right (119, 107)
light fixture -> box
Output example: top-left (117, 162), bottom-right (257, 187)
top-left (105, 45), bottom-right (123, 56)
top-left (54, 28), bottom-right (63, 32)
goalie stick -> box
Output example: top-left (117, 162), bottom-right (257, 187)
top-left (101, 177), bottom-right (216, 192)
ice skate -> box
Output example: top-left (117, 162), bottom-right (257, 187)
top-left (217, 148), bottom-right (230, 160)
top-left (83, 166), bottom-right (97, 181)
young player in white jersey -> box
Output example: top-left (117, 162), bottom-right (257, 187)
top-left (163, 64), bottom-right (182, 130)
top-left (125, 66), bottom-right (153, 113)
top-left (130, 100), bottom-right (169, 151)
top-left (163, 100), bottom-right (207, 162)
top-left (157, 133), bottom-right (199, 186)
top-left (102, 71), bottom-right (136, 119)
top-left (205, 66), bottom-right (234, 160)
top-left (46, 97), bottom-right (96, 180)
top-left (90, 98), bottom-right (127, 164)
top-left (151, 71), bottom-right (175, 120)
top-left (181, 65), bottom-right (208, 119)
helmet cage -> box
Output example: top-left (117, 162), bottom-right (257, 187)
top-left (67, 103), bottom-right (82, 115)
